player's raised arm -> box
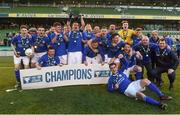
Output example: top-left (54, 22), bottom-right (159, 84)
top-left (80, 15), bottom-right (85, 31)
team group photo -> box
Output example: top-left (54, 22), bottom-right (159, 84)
top-left (0, 0), bottom-right (180, 114)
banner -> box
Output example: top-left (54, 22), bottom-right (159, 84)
top-left (20, 64), bottom-right (110, 90)
top-left (6, 13), bottom-right (180, 20)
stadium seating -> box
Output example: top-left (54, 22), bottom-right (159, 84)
top-left (0, 6), bottom-right (179, 16)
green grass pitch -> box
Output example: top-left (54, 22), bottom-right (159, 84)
top-left (0, 56), bottom-right (179, 114)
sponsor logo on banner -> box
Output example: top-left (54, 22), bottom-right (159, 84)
top-left (94, 70), bottom-right (110, 77)
top-left (23, 75), bottom-right (43, 84)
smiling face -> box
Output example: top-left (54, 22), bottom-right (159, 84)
top-left (20, 28), bottom-right (28, 36)
top-left (94, 26), bottom-right (100, 34)
top-left (124, 44), bottom-right (131, 54)
top-left (112, 35), bottom-right (120, 44)
top-left (159, 39), bottom-right (167, 49)
top-left (141, 36), bottom-right (149, 46)
top-left (48, 48), bottom-right (55, 57)
top-left (101, 28), bottom-right (107, 36)
top-left (109, 63), bottom-right (118, 74)
top-left (91, 41), bottom-right (99, 49)
top-left (55, 25), bottom-right (62, 33)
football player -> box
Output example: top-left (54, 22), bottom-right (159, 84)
top-left (11, 25), bottom-right (34, 88)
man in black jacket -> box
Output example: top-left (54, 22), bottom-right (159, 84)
top-left (152, 39), bottom-right (179, 90)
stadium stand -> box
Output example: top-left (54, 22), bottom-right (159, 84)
top-left (0, 6), bottom-right (180, 15)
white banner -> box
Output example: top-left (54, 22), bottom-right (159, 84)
top-left (20, 64), bottom-right (110, 90)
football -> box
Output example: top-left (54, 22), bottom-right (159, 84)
top-left (25, 48), bottom-right (33, 56)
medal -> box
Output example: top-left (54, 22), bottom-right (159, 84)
top-left (141, 45), bottom-right (150, 57)
top-left (58, 43), bottom-right (60, 45)
top-left (34, 46), bottom-right (37, 49)
top-left (23, 48), bottom-right (26, 50)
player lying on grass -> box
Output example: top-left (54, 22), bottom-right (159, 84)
top-left (107, 61), bottom-right (172, 110)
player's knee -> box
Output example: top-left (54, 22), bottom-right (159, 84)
top-left (14, 64), bottom-right (20, 70)
top-left (136, 92), bottom-right (145, 100)
top-left (142, 78), bottom-right (151, 85)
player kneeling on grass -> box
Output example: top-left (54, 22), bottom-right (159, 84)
top-left (83, 39), bottom-right (105, 66)
top-left (108, 62), bottom-right (172, 110)
top-left (11, 25), bottom-right (34, 88)
top-left (36, 46), bottom-right (62, 70)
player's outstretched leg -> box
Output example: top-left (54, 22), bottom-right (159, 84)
top-left (140, 78), bottom-right (172, 100)
top-left (136, 92), bottom-right (168, 110)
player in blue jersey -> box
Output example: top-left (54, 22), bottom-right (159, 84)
top-left (93, 26), bottom-right (101, 35)
top-left (152, 39), bottom-right (179, 90)
top-left (107, 33), bottom-right (125, 64)
top-left (11, 25), bottom-right (34, 88)
top-left (64, 24), bottom-right (71, 37)
top-left (99, 28), bottom-right (109, 62)
top-left (107, 24), bottom-right (116, 43)
top-left (31, 27), bottom-right (50, 67)
top-left (108, 62), bottom-right (172, 110)
top-left (122, 43), bottom-right (143, 80)
top-left (164, 35), bottom-right (174, 49)
top-left (133, 36), bottom-right (158, 82)
top-left (66, 15), bottom-right (86, 64)
top-left (47, 26), bottom-right (55, 39)
top-left (83, 39), bottom-right (105, 66)
top-left (36, 46), bottom-right (61, 69)
top-left (50, 22), bottom-right (68, 65)
top-left (132, 28), bottom-right (143, 46)
top-left (87, 28), bottom-right (109, 63)
top-left (83, 24), bottom-right (95, 43)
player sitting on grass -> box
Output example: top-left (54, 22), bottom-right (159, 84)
top-left (107, 61), bottom-right (172, 110)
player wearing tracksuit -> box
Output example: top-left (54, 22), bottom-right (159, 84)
top-left (133, 36), bottom-right (158, 82)
top-left (107, 62), bottom-right (172, 110)
top-left (152, 39), bottom-right (179, 90)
